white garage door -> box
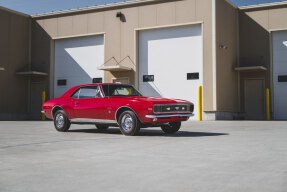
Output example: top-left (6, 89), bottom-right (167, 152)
top-left (272, 31), bottom-right (287, 120)
top-left (139, 25), bottom-right (203, 120)
top-left (54, 35), bottom-right (104, 98)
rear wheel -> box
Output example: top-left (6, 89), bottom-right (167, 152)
top-left (118, 111), bottom-right (140, 136)
top-left (53, 110), bottom-right (71, 132)
top-left (161, 122), bottom-right (181, 134)
top-left (95, 124), bottom-right (109, 131)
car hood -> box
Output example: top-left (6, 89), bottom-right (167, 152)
top-left (131, 96), bottom-right (193, 105)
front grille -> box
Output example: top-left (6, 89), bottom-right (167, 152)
top-left (153, 104), bottom-right (193, 113)
top-left (153, 105), bottom-right (161, 113)
top-left (190, 104), bottom-right (194, 112)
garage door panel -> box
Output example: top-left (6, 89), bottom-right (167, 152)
top-left (274, 73), bottom-right (287, 85)
top-left (146, 38), bottom-right (202, 72)
top-left (272, 42), bottom-right (287, 52)
top-left (272, 31), bottom-right (287, 120)
top-left (55, 36), bottom-right (104, 49)
top-left (139, 25), bottom-right (202, 120)
top-left (54, 56), bottom-right (93, 79)
top-left (139, 84), bottom-right (162, 98)
top-left (272, 53), bottom-right (287, 73)
top-left (274, 96), bottom-right (287, 120)
top-left (274, 84), bottom-right (287, 95)
top-left (56, 76), bottom-right (92, 87)
top-left (54, 35), bottom-right (104, 98)
top-left (273, 64), bottom-right (287, 74)
top-left (272, 51), bottom-right (287, 62)
top-left (140, 26), bottom-right (201, 42)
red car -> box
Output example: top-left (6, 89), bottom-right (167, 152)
top-left (42, 83), bottom-right (194, 136)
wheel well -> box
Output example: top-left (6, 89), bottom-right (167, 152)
top-left (52, 106), bottom-right (63, 118)
top-left (116, 107), bottom-right (142, 123)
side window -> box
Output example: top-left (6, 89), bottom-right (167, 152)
top-left (79, 86), bottom-right (98, 99)
top-left (95, 86), bottom-right (103, 98)
top-left (71, 89), bottom-right (80, 99)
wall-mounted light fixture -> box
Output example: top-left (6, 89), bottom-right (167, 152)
top-left (219, 45), bottom-right (228, 49)
top-left (116, 12), bottom-right (126, 22)
top-left (116, 12), bottom-right (122, 18)
top-left (0, 67), bottom-right (5, 71)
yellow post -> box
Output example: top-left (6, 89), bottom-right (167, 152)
top-left (266, 88), bottom-right (270, 120)
top-left (198, 86), bottom-right (202, 121)
top-left (42, 91), bottom-right (46, 120)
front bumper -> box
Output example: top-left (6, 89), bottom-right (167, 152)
top-left (145, 114), bottom-right (194, 122)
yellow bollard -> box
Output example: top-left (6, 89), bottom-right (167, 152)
top-left (266, 88), bottom-right (270, 120)
top-left (42, 91), bottom-right (46, 120)
top-left (198, 86), bottom-right (202, 121)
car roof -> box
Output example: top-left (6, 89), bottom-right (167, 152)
top-left (61, 83), bottom-right (131, 98)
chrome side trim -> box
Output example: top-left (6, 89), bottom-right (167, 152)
top-left (145, 114), bottom-right (194, 118)
top-left (70, 118), bottom-right (117, 124)
top-left (41, 110), bottom-right (46, 114)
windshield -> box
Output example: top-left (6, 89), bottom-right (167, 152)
top-left (101, 84), bottom-right (142, 97)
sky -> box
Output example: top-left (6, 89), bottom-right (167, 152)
top-left (0, 0), bottom-right (285, 15)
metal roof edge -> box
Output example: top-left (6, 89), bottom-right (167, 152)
top-left (0, 6), bottom-right (30, 18)
top-left (239, 1), bottom-right (287, 10)
top-left (225, 0), bottom-right (238, 9)
top-left (31, 0), bottom-right (161, 18)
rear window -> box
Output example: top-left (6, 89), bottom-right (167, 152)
top-left (101, 84), bottom-right (142, 97)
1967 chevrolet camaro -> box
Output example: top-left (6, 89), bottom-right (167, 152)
top-left (42, 83), bottom-right (194, 136)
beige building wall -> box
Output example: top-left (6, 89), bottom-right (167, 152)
top-left (0, 8), bottom-right (30, 120)
top-left (239, 5), bottom-right (287, 68)
top-left (215, 0), bottom-right (239, 114)
top-left (2, 0), bottom-right (286, 120)
top-left (32, 0), bottom-right (215, 112)
top-left (30, 20), bottom-right (51, 101)
top-left (239, 4), bottom-right (287, 113)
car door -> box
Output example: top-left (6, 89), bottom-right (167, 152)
top-left (72, 86), bottom-right (106, 120)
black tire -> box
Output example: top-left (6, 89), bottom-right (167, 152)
top-left (95, 124), bottom-right (109, 131)
top-left (161, 122), bottom-right (181, 134)
top-left (53, 110), bottom-right (71, 132)
top-left (118, 110), bottom-right (141, 136)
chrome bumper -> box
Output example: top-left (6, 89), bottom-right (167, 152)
top-left (145, 114), bottom-right (194, 121)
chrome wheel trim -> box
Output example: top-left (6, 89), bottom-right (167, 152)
top-left (55, 113), bottom-right (64, 128)
top-left (121, 114), bottom-right (133, 132)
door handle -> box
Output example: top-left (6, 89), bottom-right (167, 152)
top-left (75, 101), bottom-right (80, 104)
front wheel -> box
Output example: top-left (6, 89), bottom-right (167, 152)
top-left (161, 122), bottom-right (181, 134)
top-left (53, 110), bottom-right (71, 132)
top-left (118, 111), bottom-right (141, 136)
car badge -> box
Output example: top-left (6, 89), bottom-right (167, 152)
top-left (175, 107), bottom-right (180, 110)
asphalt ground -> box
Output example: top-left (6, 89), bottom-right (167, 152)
top-left (0, 121), bottom-right (286, 192)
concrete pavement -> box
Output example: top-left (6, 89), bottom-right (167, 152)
top-left (0, 121), bottom-right (286, 192)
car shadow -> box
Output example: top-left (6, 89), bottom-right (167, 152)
top-left (68, 128), bottom-right (229, 137)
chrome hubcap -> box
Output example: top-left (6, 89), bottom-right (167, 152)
top-left (121, 114), bottom-right (133, 132)
top-left (55, 113), bottom-right (64, 128)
